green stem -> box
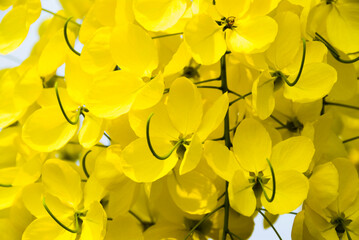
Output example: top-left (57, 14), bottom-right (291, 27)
top-left (184, 205), bottom-right (224, 240)
top-left (343, 136), bottom-right (359, 144)
top-left (257, 209), bottom-right (282, 240)
top-left (41, 8), bottom-right (81, 26)
top-left (152, 32), bottom-right (183, 39)
top-left (64, 18), bottom-right (81, 56)
top-left (229, 92), bottom-right (252, 106)
top-left (55, 81), bottom-right (81, 125)
top-left (146, 113), bottom-right (183, 160)
top-left (196, 86), bottom-right (222, 90)
top-left (228, 231), bottom-right (244, 240)
top-left (0, 184), bottom-right (12, 187)
top-left (270, 115), bottom-right (287, 128)
top-left (104, 132), bottom-right (112, 142)
top-left (324, 101), bottom-right (359, 111)
top-left (346, 229), bottom-right (353, 240)
top-left (315, 33), bottom-right (359, 64)
top-left (259, 158), bottom-right (276, 203)
top-left (82, 150), bottom-right (92, 178)
top-left (42, 197), bottom-right (79, 233)
top-left (281, 39), bottom-right (306, 87)
top-left (194, 78), bottom-right (221, 85)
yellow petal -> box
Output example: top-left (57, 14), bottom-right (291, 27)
top-left (120, 138), bottom-right (178, 182)
top-left (65, 53), bottom-right (94, 105)
top-left (252, 71), bottom-right (275, 120)
top-left (22, 217), bottom-right (77, 240)
top-left (80, 27), bottom-right (115, 74)
top-left (86, 71), bottom-right (144, 119)
top-left (22, 107), bottom-right (78, 152)
top-left (184, 14), bottom-right (226, 65)
top-left (107, 114), bottom-right (138, 147)
top-left (167, 77), bottom-right (202, 136)
top-left (133, 0), bottom-right (187, 31)
top-left (271, 136), bottom-right (314, 173)
top-left (58, 0), bottom-right (92, 19)
top-left (262, 170), bottom-right (309, 215)
top-left (306, 162), bottom-right (339, 210)
top-left (42, 159), bottom-right (83, 208)
top-left (197, 92), bottom-right (229, 141)
top-left (233, 118), bottom-right (272, 173)
top-left (203, 141), bottom-right (240, 182)
top-left (167, 170), bottom-right (218, 215)
top-left (22, 183), bottom-right (47, 218)
top-left (179, 134), bottom-right (202, 175)
top-left (283, 62), bottom-right (337, 103)
top-left (105, 214), bottom-right (144, 240)
top-left (38, 28), bottom-right (76, 78)
top-left (80, 202), bottom-right (107, 240)
top-left (228, 170), bottom-right (256, 217)
top-left (78, 114), bottom-right (106, 149)
top-left (131, 73), bottom-right (165, 111)
top-left (227, 16), bottom-right (278, 54)
top-left (266, 11), bottom-right (301, 70)
top-left (215, 0), bottom-right (251, 18)
top-left (0, 6), bottom-right (28, 54)
top-left (110, 23), bottom-right (158, 77)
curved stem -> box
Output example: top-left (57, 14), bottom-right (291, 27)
top-left (194, 78), bottom-right (221, 85)
top-left (184, 205), bottom-right (224, 240)
top-left (257, 209), bottom-right (282, 240)
top-left (0, 184), bottom-right (12, 187)
top-left (346, 229), bottom-right (353, 240)
top-left (315, 33), bottom-right (359, 64)
top-left (270, 115), bottom-right (287, 128)
top-left (64, 18), bottom-right (81, 56)
top-left (282, 39), bottom-right (306, 87)
top-left (259, 158), bottom-right (276, 203)
top-left (196, 86), bottom-right (222, 90)
top-left (55, 82), bottom-right (81, 125)
top-left (42, 197), bottom-right (79, 233)
top-left (146, 113), bottom-right (183, 160)
top-left (82, 150), bottom-right (92, 178)
top-left (324, 101), bottom-right (359, 111)
top-left (228, 231), bottom-right (244, 240)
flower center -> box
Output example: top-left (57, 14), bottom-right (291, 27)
top-left (331, 214), bottom-right (352, 239)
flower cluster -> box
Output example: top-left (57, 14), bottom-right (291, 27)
top-left (1, 0), bottom-right (359, 239)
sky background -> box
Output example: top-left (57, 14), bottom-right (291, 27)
top-left (0, 1), bottom-right (298, 239)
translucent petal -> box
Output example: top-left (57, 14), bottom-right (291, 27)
top-left (80, 202), bottom-right (107, 240)
top-left (110, 23), bottom-right (158, 77)
top-left (262, 170), bottom-right (309, 215)
top-left (38, 28), bottom-right (76, 78)
top-left (86, 71), bottom-right (144, 119)
top-left (326, 2), bottom-right (359, 53)
top-left (0, 6), bottom-right (27, 54)
top-left (184, 14), bottom-right (226, 65)
top-left (203, 141), bottom-right (240, 182)
top-left (167, 77), bottom-right (202, 136)
top-left (133, 0), bottom-right (187, 31)
top-left (266, 11), bottom-right (301, 70)
top-left (197, 92), bottom-right (229, 141)
top-left (80, 27), bottom-right (115, 75)
top-left (167, 170), bottom-right (218, 215)
top-left (271, 136), bottom-right (314, 173)
top-left (233, 118), bottom-right (272, 173)
top-left (78, 114), bottom-right (106, 149)
top-left (179, 134), bottom-right (202, 175)
top-left (283, 62), bottom-right (337, 103)
top-left (131, 73), bottom-right (164, 111)
top-left (228, 170), bottom-right (256, 217)
top-left (215, 0), bottom-right (251, 18)
top-left (22, 107), bottom-right (78, 152)
top-left (22, 217), bottom-right (77, 240)
top-left (306, 162), bottom-right (339, 210)
top-left (22, 183), bottom-right (47, 218)
top-left (105, 214), bottom-right (143, 240)
top-left (107, 114), bottom-right (138, 147)
top-left (120, 138), bottom-right (178, 182)
top-left (227, 16), bottom-right (278, 54)
top-left (252, 71), bottom-right (275, 120)
top-left (42, 159), bottom-right (83, 208)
